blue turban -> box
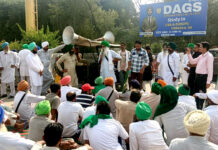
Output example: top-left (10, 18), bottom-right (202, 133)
top-left (1, 42), bottom-right (9, 49)
top-left (0, 106), bottom-right (5, 124)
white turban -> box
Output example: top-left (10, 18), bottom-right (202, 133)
top-left (195, 90), bottom-right (218, 104)
top-left (42, 41), bottom-right (49, 48)
top-left (184, 110), bottom-right (210, 136)
top-left (207, 90), bottom-right (218, 104)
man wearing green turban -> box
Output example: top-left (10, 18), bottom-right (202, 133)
top-left (82, 95), bottom-right (109, 120)
top-left (28, 100), bottom-right (54, 142)
top-left (81, 101), bottom-right (129, 150)
top-left (129, 102), bottom-right (168, 150)
top-left (141, 82), bottom-right (163, 118)
top-left (18, 44), bottom-right (31, 83)
top-left (178, 84), bottom-right (196, 108)
top-left (161, 42), bottom-right (180, 86)
top-left (92, 76), bottom-right (106, 95)
top-left (154, 85), bottom-right (196, 145)
top-left (26, 42), bottom-right (44, 95)
top-left (99, 40), bottom-right (121, 84)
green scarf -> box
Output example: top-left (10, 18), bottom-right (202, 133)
top-left (153, 85), bottom-right (178, 119)
top-left (80, 114), bottom-right (112, 129)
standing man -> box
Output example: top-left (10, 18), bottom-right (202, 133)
top-left (156, 43), bottom-right (168, 78)
top-left (18, 44), bottom-right (31, 83)
top-left (99, 41), bottom-right (121, 84)
top-left (187, 43), bottom-right (202, 95)
top-left (26, 42), bottom-right (44, 95)
top-left (56, 44), bottom-right (82, 87)
top-left (187, 42), bottom-right (214, 110)
top-left (143, 46), bottom-right (153, 91)
top-left (38, 41), bottom-right (65, 95)
top-left (182, 48), bottom-right (190, 85)
top-left (0, 42), bottom-right (19, 98)
top-left (128, 40), bottom-right (149, 88)
top-left (162, 42), bottom-right (180, 86)
top-left (117, 42), bottom-right (130, 87)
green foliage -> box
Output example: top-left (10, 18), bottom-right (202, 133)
top-left (9, 40), bottom-right (22, 51)
top-left (151, 42), bottom-right (162, 54)
top-left (17, 24), bottom-right (61, 48)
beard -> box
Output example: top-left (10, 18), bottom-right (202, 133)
top-left (32, 50), bottom-right (37, 54)
top-left (69, 51), bottom-right (74, 55)
top-left (102, 47), bottom-right (109, 56)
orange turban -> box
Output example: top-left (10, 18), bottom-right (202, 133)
top-left (157, 79), bottom-right (167, 87)
top-left (104, 77), bottom-right (114, 86)
top-left (17, 80), bottom-right (29, 91)
top-left (60, 75), bottom-right (71, 86)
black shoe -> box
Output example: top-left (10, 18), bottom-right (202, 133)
top-left (8, 96), bottom-right (14, 99)
top-left (1, 94), bottom-right (7, 98)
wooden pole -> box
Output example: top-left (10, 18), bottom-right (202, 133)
top-left (25, 0), bottom-right (36, 31)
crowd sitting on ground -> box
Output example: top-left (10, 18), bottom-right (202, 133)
top-left (0, 74), bottom-right (218, 150)
top-left (0, 39), bottom-right (217, 150)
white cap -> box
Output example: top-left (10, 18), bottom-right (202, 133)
top-left (41, 41), bottom-right (49, 48)
top-left (207, 90), bottom-right (218, 104)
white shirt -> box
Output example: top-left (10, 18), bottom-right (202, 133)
top-left (157, 51), bottom-right (168, 77)
top-left (0, 50), bottom-right (19, 83)
top-left (84, 119), bottom-right (128, 150)
top-left (162, 52), bottom-right (180, 86)
top-left (169, 136), bottom-right (218, 150)
top-left (26, 52), bottom-right (44, 86)
top-left (83, 106), bottom-right (96, 121)
top-left (14, 91), bottom-right (45, 120)
top-left (178, 96), bottom-right (196, 108)
top-left (57, 101), bottom-right (84, 137)
top-left (205, 105), bottom-right (218, 145)
top-left (0, 131), bottom-right (35, 150)
top-left (129, 120), bottom-right (168, 150)
top-left (18, 49), bottom-right (31, 76)
top-left (60, 86), bottom-right (82, 102)
top-left (155, 102), bottom-right (196, 145)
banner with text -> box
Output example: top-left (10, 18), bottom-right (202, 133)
top-left (139, 0), bottom-right (208, 37)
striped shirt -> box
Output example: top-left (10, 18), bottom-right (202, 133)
top-left (76, 94), bottom-right (95, 108)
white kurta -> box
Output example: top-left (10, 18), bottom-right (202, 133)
top-left (205, 105), bottom-right (218, 145)
top-left (38, 44), bottom-right (65, 81)
top-left (14, 91), bottom-right (45, 121)
top-left (157, 51), bottom-right (168, 77)
top-left (26, 53), bottom-right (44, 87)
top-left (83, 119), bottom-right (128, 150)
top-left (60, 86), bottom-right (82, 103)
top-left (155, 102), bottom-right (196, 145)
top-left (162, 52), bottom-right (180, 86)
top-left (57, 101), bottom-right (84, 137)
top-left (129, 120), bottom-right (169, 150)
top-left (169, 136), bottom-right (218, 150)
top-left (99, 50), bottom-right (121, 83)
top-left (18, 49), bottom-right (31, 77)
top-left (0, 132), bottom-right (35, 150)
top-left (178, 95), bottom-right (196, 108)
top-left (0, 51), bottom-right (19, 83)
top-left (182, 54), bottom-right (189, 85)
